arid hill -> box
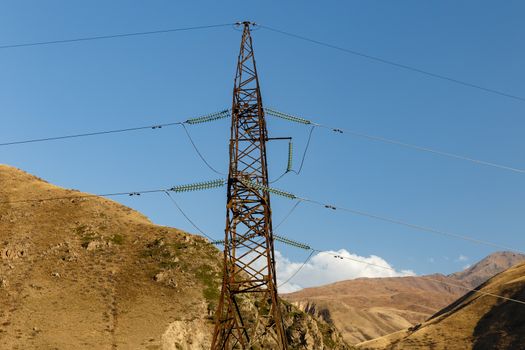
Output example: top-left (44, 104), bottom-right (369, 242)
top-left (284, 252), bottom-right (525, 345)
top-left (283, 274), bottom-right (466, 344)
top-left (357, 261), bottom-right (525, 349)
top-left (0, 164), bottom-right (349, 349)
top-left (449, 251), bottom-right (525, 288)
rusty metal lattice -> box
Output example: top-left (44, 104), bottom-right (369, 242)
top-left (211, 22), bottom-right (288, 349)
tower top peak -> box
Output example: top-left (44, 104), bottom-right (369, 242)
top-left (235, 21), bottom-right (257, 27)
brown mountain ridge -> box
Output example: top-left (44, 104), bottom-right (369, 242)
top-left (358, 261), bottom-right (525, 349)
top-left (449, 251), bottom-right (525, 289)
top-left (284, 252), bottom-right (525, 345)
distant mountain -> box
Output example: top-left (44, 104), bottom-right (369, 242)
top-left (284, 252), bottom-right (525, 345)
top-left (358, 261), bottom-right (525, 349)
top-left (283, 274), bottom-right (465, 344)
top-left (449, 251), bottom-right (525, 288)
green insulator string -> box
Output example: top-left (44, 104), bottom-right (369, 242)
top-left (287, 141), bottom-right (293, 172)
top-left (270, 125), bottom-right (316, 184)
top-left (264, 108), bottom-right (313, 125)
top-left (240, 178), bottom-right (297, 200)
top-left (185, 109), bottom-right (230, 125)
top-left (273, 234), bottom-right (311, 250)
top-left (169, 178), bottom-right (226, 193)
top-left (212, 234), bottom-right (310, 251)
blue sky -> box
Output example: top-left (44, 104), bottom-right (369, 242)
top-left (1, 1), bottom-right (524, 286)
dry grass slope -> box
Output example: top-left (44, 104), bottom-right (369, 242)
top-left (357, 262), bottom-right (525, 350)
top-left (0, 165), bottom-right (222, 349)
top-left (0, 165), bottom-right (350, 349)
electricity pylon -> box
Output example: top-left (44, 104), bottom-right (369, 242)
top-left (211, 22), bottom-right (288, 349)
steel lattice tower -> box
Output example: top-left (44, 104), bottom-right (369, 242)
top-left (211, 22), bottom-right (288, 349)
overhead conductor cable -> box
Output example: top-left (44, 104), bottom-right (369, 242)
top-left (266, 108), bottom-right (525, 174)
top-left (259, 24), bottom-right (525, 103)
top-left (0, 23), bottom-right (234, 50)
top-left (0, 109), bottom-right (229, 147)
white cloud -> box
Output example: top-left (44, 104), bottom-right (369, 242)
top-left (456, 255), bottom-right (468, 262)
top-left (463, 264), bottom-right (472, 270)
top-left (274, 249), bottom-right (415, 293)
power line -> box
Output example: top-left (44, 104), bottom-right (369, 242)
top-left (274, 201), bottom-right (302, 230)
top-left (290, 125), bottom-right (316, 175)
top-left (8, 107), bottom-right (520, 176)
top-left (15, 179), bottom-right (518, 258)
top-left (0, 114), bottom-right (228, 176)
top-left (301, 197), bottom-right (525, 255)
top-left (259, 25), bottom-right (525, 103)
top-left (278, 249), bottom-right (315, 289)
top-left (0, 178), bottom-right (224, 206)
top-left (163, 191), bottom-right (216, 241)
top-left (317, 124), bottom-right (525, 174)
top-left (0, 23), bottom-right (233, 50)
top-left (0, 109), bottom-right (225, 147)
top-left (0, 121), bottom-right (182, 147)
top-left (0, 188), bottom-right (167, 205)
top-left (269, 170), bottom-right (289, 184)
top-left (180, 123), bottom-right (227, 175)
top-left (242, 181), bottom-right (525, 255)
top-left (265, 108), bottom-right (525, 174)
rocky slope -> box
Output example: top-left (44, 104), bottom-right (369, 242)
top-left (0, 164), bottom-right (349, 349)
top-left (284, 252), bottom-right (525, 345)
top-left (357, 262), bottom-right (525, 350)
